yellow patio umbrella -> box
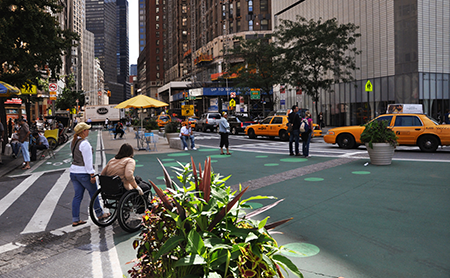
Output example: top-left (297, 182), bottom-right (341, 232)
top-left (115, 94), bottom-right (168, 130)
top-left (0, 81), bottom-right (20, 97)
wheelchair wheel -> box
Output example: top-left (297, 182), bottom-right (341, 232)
top-left (117, 190), bottom-right (148, 233)
top-left (89, 189), bottom-right (119, 227)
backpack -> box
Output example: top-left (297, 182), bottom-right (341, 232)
top-left (300, 118), bottom-right (310, 133)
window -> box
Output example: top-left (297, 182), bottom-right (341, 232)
top-left (156, 23), bottom-right (159, 29)
top-left (375, 116), bottom-right (393, 125)
top-left (156, 0), bottom-right (159, 4)
top-left (230, 3), bottom-right (233, 17)
top-left (260, 19), bottom-right (268, 30)
top-left (182, 17), bottom-right (187, 26)
top-left (156, 31), bottom-right (160, 37)
top-left (156, 7), bottom-right (159, 13)
top-left (182, 30), bottom-right (187, 36)
top-left (249, 20), bottom-right (253, 31)
top-left (248, 0), bottom-right (253, 12)
top-left (262, 117), bottom-right (272, 124)
top-left (156, 48), bottom-right (160, 53)
top-left (182, 43), bottom-right (188, 51)
top-left (222, 4), bottom-right (226, 18)
top-left (237, 21), bottom-right (241, 32)
top-left (181, 4), bottom-right (187, 13)
top-left (260, 0), bottom-right (268, 11)
top-left (156, 56), bottom-right (159, 62)
top-left (394, 116), bottom-right (422, 126)
top-left (156, 72), bottom-right (160, 78)
top-left (156, 15), bottom-right (159, 21)
top-left (272, 117), bottom-right (283, 124)
top-left (156, 64), bottom-right (160, 70)
top-left (156, 40), bottom-right (160, 45)
top-left (230, 22), bottom-right (233, 33)
top-left (236, 1), bottom-right (240, 17)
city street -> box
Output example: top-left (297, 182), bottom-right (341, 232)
top-left (0, 130), bottom-right (449, 278)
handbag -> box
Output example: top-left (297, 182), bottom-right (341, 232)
top-left (287, 123), bottom-right (293, 132)
top-left (4, 143), bottom-right (12, 156)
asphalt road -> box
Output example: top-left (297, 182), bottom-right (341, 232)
top-left (193, 131), bottom-right (450, 162)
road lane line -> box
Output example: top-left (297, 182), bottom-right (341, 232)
top-left (21, 169), bottom-right (71, 234)
top-left (0, 172), bottom-right (43, 217)
top-left (105, 226), bottom-right (123, 277)
top-left (90, 224), bottom-right (103, 277)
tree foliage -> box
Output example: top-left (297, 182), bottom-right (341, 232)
top-left (55, 74), bottom-right (84, 111)
top-left (275, 16), bottom-right (361, 118)
top-left (0, 0), bottom-right (79, 87)
top-left (225, 36), bottom-right (282, 113)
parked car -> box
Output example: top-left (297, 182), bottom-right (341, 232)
top-left (323, 113), bottom-right (450, 152)
top-left (244, 115), bottom-right (290, 141)
top-left (227, 115), bottom-right (257, 135)
top-left (196, 112), bottom-right (222, 132)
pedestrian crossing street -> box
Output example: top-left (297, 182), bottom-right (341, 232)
top-left (0, 131), bottom-right (124, 277)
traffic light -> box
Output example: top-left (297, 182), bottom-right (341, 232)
top-left (107, 90), bottom-right (111, 97)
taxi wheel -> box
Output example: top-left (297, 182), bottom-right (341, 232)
top-left (248, 129), bottom-right (256, 139)
top-left (418, 135), bottom-right (439, 152)
top-left (337, 134), bottom-right (356, 149)
top-left (279, 130), bottom-right (289, 141)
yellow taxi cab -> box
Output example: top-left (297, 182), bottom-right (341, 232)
top-left (156, 114), bottom-right (171, 127)
top-left (324, 112), bottom-right (450, 152)
top-left (245, 115), bottom-right (290, 141)
top-left (187, 116), bottom-right (199, 129)
top-left (245, 113), bottom-right (321, 141)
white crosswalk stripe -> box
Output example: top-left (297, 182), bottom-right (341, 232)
top-left (21, 169), bottom-right (71, 234)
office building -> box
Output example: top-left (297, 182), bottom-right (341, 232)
top-left (273, 0), bottom-right (450, 126)
top-left (86, 0), bottom-right (123, 104)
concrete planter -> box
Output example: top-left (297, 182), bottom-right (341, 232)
top-left (165, 133), bottom-right (179, 145)
top-left (365, 143), bottom-right (395, 165)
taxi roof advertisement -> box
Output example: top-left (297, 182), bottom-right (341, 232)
top-left (386, 104), bottom-right (423, 114)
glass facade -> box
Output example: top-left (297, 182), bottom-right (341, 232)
top-left (273, 0), bottom-right (450, 126)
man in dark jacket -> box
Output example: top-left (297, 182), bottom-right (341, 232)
top-left (288, 105), bottom-right (301, 156)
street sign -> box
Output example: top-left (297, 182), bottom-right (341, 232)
top-left (230, 92), bottom-right (236, 98)
top-left (229, 99), bottom-right (236, 107)
top-left (49, 83), bottom-right (57, 92)
top-left (365, 80), bottom-right (373, 92)
top-left (182, 105), bottom-right (194, 116)
top-left (250, 88), bottom-right (260, 100)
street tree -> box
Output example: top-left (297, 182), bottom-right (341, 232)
top-left (0, 0), bottom-right (79, 86)
top-left (225, 36), bottom-right (282, 116)
top-left (0, 0), bottom-right (79, 134)
top-left (55, 74), bottom-right (84, 111)
top-left (275, 16), bottom-right (361, 119)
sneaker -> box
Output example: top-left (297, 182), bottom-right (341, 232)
top-left (184, 147), bottom-right (188, 151)
top-left (192, 147), bottom-right (197, 150)
top-left (289, 153), bottom-right (294, 156)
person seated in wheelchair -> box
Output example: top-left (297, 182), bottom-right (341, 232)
top-left (101, 143), bottom-right (150, 195)
top-left (30, 131), bottom-right (49, 161)
top-left (114, 122), bottom-right (125, 139)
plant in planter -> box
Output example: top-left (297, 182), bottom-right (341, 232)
top-left (145, 118), bottom-right (159, 131)
top-left (360, 119), bottom-right (398, 165)
top-left (128, 157), bottom-right (303, 278)
top-left (164, 120), bottom-right (180, 133)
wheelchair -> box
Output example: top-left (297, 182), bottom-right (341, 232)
top-left (89, 175), bottom-right (153, 233)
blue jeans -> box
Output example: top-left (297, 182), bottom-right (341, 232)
top-left (70, 173), bottom-right (103, 222)
top-left (12, 143), bottom-right (21, 156)
top-left (180, 135), bottom-right (195, 149)
top-left (302, 132), bottom-right (312, 157)
top-left (289, 129), bottom-right (300, 155)
top-left (21, 141), bottom-right (30, 162)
